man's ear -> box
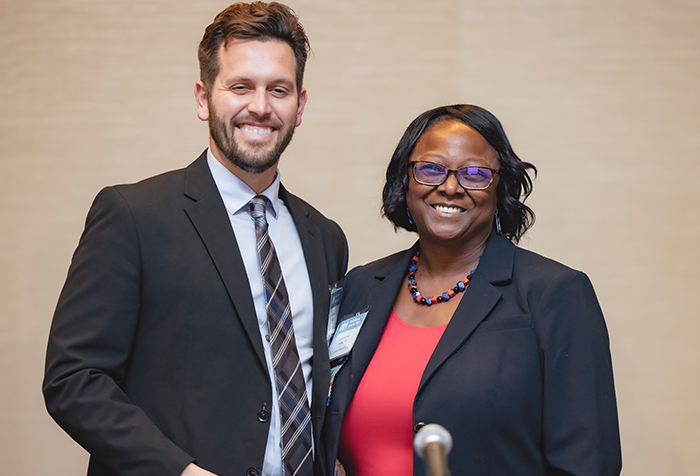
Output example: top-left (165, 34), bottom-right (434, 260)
top-left (195, 81), bottom-right (209, 122)
top-left (295, 88), bottom-right (308, 127)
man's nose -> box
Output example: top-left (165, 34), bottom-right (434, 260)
top-left (247, 89), bottom-right (271, 117)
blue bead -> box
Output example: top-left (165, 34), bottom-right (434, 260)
top-left (457, 281), bottom-right (466, 291)
top-left (408, 278), bottom-right (416, 285)
top-left (426, 299), bottom-right (432, 306)
top-left (409, 264), bottom-right (417, 272)
top-left (442, 292), bottom-right (450, 300)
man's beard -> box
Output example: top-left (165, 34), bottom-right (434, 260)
top-left (208, 104), bottom-right (297, 175)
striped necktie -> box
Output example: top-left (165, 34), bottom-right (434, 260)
top-left (249, 195), bottom-right (313, 476)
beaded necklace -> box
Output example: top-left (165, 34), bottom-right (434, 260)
top-left (407, 249), bottom-right (475, 306)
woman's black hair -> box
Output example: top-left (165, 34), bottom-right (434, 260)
top-left (382, 104), bottom-right (537, 243)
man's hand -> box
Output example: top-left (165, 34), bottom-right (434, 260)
top-left (180, 463), bottom-right (218, 476)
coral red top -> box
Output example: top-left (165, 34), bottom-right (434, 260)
top-left (338, 308), bottom-right (447, 476)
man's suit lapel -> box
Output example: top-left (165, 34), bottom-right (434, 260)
top-left (280, 186), bottom-right (332, 438)
top-left (281, 186), bottom-right (330, 322)
top-left (418, 232), bottom-right (515, 394)
top-left (182, 152), bottom-right (267, 370)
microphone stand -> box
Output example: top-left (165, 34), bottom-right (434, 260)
top-left (413, 423), bottom-right (453, 476)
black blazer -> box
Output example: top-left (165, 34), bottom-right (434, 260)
top-left (321, 232), bottom-right (621, 476)
top-left (43, 152), bottom-right (348, 476)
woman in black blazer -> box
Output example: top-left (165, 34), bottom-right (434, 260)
top-left (322, 105), bottom-right (621, 476)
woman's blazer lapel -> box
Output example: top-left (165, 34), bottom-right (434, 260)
top-left (418, 232), bottom-right (515, 396)
top-left (331, 245), bottom-right (417, 413)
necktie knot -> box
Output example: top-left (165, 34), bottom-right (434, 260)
top-left (249, 195), bottom-right (268, 225)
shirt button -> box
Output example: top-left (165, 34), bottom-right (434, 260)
top-left (265, 334), bottom-right (271, 342)
top-left (246, 468), bottom-right (260, 476)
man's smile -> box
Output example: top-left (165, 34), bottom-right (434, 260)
top-left (238, 124), bottom-right (274, 135)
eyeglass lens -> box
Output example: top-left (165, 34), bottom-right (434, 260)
top-left (412, 162), bottom-right (494, 189)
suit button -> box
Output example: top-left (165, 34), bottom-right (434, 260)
top-left (257, 403), bottom-right (270, 423)
top-left (246, 467), bottom-right (260, 476)
top-left (414, 422), bottom-right (425, 433)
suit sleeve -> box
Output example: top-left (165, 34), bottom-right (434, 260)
top-left (535, 269), bottom-right (622, 476)
top-left (43, 187), bottom-right (194, 476)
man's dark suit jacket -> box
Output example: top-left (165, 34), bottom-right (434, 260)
top-left (43, 152), bottom-right (348, 476)
top-left (321, 231), bottom-right (621, 476)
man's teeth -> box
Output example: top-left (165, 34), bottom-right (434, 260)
top-left (240, 125), bottom-right (272, 135)
top-left (434, 205), bottom-right (463, 214)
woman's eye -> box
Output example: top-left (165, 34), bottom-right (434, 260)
top-left (424, 165), bottom-right (444, 173)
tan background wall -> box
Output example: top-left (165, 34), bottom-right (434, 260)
top-left (1, 0), bottom-right (698, 474)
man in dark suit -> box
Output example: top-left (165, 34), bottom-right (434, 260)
top-left (43, 3), bottom-right (348, 476)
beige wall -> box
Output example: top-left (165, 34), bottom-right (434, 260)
top-left (2, 0), bottom-right (699, 474)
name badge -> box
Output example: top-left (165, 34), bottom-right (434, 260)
top-left (328, 309), bottom-right (368, 363)
top-left (327, 308), bottom-right (369, 406)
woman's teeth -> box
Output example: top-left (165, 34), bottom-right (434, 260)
top-left (433, 205), bottom-right (463, 214)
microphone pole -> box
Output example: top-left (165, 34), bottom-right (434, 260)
top-left (413, 423), bottom-right (453, 476)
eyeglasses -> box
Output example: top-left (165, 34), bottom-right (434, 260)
top-left (410, 161), bottom-right (499, 190)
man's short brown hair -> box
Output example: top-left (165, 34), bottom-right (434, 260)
top-left (198, 2), bottom-right (310, 93)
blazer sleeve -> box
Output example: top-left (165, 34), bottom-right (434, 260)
top-left (535, 269), bottom-right (622, 476)
top-left (43, 187), bottom-right (194, 476)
